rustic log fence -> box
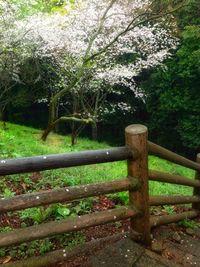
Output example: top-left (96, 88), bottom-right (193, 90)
top-left (148, 140), bottom-right (200, 227)
top-left (0, 124), bottom-right (199, 266)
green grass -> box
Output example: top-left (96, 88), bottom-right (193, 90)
top-left (0, 121), bottom-right (195, 199)
top-left (149, 156), bottom-right (194, 196)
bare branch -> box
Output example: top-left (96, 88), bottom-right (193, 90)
top-left (42, 116), bottom-right (94, 141)
top-left (85, 2), bottom-right (188, 63)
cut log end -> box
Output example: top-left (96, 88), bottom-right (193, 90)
top-left (125, 124), bottom-right (147, 135)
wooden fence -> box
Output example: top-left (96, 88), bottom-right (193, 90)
top-left (0, 124), bottom-right (199, 267)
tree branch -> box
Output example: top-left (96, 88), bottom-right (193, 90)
top-left (48, 0), bottom-right (117, 124)
top-left (83, 0), bottom-right (117, 62)
top-left (42, 116), bottom-right (94, 141)
top-left (85, 2), bottom-right (189, 63)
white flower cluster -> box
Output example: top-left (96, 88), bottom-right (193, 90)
top-left (99, 101), bottom-right (133, 118)
top-left (13, 0), bottom-right (177, 63)
top-left (37, 98), bottom-right (48, 103)
top-left (0, 0), bottom-right (178, 112)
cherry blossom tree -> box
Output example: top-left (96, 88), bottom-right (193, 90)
top-left (0, 0), bottom-right (187, 142)
top-left (38, 0), bottom-right (182, 141)
top-left (0, 1), bottom-right (26, 124)
top-left (0, 0), bottom-right (58, 124)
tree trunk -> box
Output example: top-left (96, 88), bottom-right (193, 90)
top-left (92, 122), bottom-right (98, 140)
top-left (71, 132), bottom-right (78, 146)
top-left (54, 106), bottom-right (59, 133)
top-left (42, 117), bottom-right (93, 142)
top-left (71, 123), bottom-right (78, 146)
top-left (0, 109), bottom-right (7, 130)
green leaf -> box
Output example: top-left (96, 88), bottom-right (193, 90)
top-left (57, 207), bottom-right (70, 217)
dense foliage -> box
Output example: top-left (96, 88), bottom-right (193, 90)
top-left (140, 1), bottom-right (200, 157)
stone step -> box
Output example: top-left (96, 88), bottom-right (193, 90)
top-left (90, 238), bottom-right (178, 267)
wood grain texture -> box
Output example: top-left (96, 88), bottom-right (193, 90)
top-left (150, 210), bottom-right (199, 228)
top-left (193, 154), bottom-right (200, 210)
top-left (0, 178), bottom-right (139, 213)
top-left (0, 147), bottom-right (135, 176)
top-left (0, 207), bottom-right (138, 248)
top-left (125, 124), bottom-right (151, 245)
top-left (150, 195), bottom-right (200, 206)
top-left (149, 170), bottom-right (200, 187)
top-left (148, 141), bottom-right (200, 171)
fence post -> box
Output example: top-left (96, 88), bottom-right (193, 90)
top-left (125, 124), bottom-right (151, 246)
top-left (193, 153), bottom-right (200, 211)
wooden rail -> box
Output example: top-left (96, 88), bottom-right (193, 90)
top-left (148, 142), bottom-right (200, 230)
top-left (150, 210), bottom-right (199, 228)
top-left (148, 141), bottom-right (200, 171)
top-left (149, 170), bottom-right (200, 187)
top-left (0, 124), bottom-right (200, 266)
top-left (150, 195), bottom-right (200, 206)
top-left (0, 178), bottom-right (139, 213)
top-left (0, 232), bottom-right (141, 267)
top-left (0, 207), bottom-right (138, 248)
top-left (0, 146), bottom-right (135, 176)
top-left (193, 154), bottom-right (200, 210)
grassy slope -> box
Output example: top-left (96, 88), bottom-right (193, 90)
top-left (0, 122), bottom-right (194, 200)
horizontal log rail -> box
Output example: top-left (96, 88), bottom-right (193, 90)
top-left (149, 170), bottom-right (200, 187)
top-left (0, 146), bottom-right (136, 176)
top-left (0, 178), bottom-right (139, 213)
top-left (0, 207), bottom-right (138, 248)
top-left (150, 210), bottom-right (199, 228)
top-left (0, 232), bottom-right (131, 267)
top-left (150, 195), bottom-right (200, 206)
top-left (148, 141), bottom-right (200, 171)
top-left (0, 230), bottom-right (142, 267)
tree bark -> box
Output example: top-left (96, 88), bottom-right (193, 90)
top-left (71, 122), bottom-right (78, 146)
top-left (41, 117), bottom-right (93, 141)
top-left (92, 122), bottom-right (98, 140)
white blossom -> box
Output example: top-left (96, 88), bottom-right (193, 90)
top-left (0, 0), bottom-right (179, 115)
